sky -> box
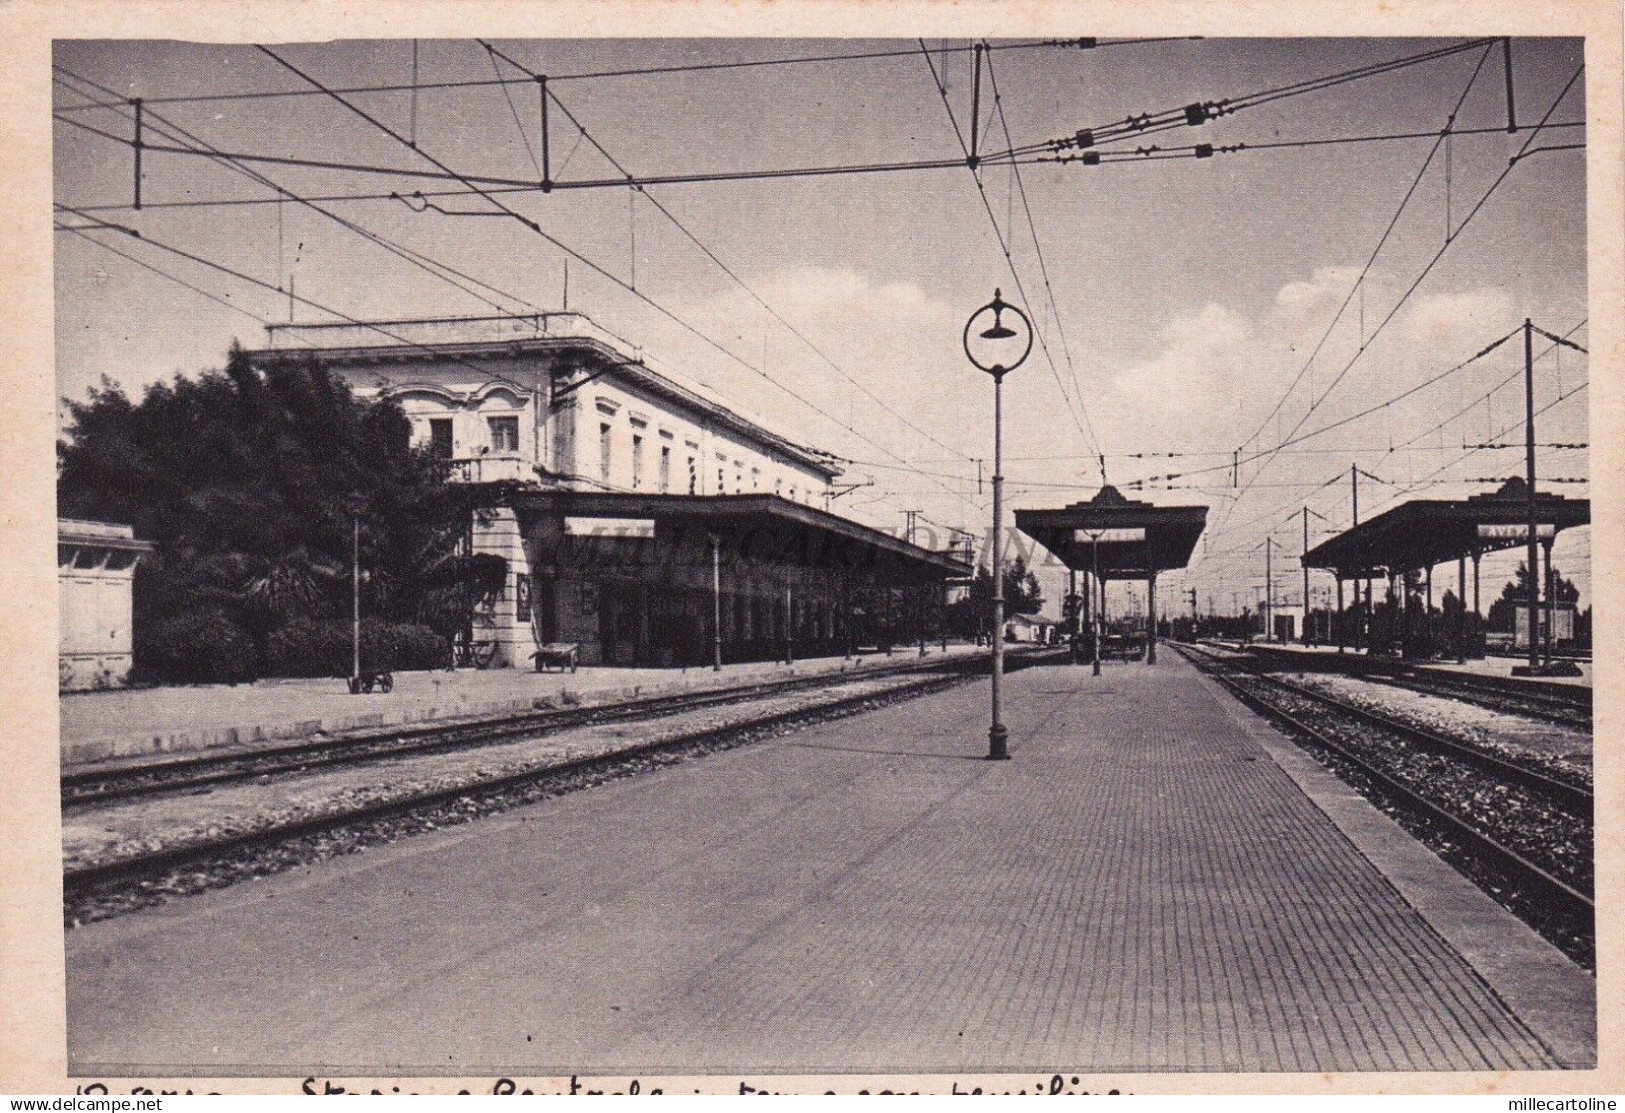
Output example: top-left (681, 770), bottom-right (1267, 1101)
top-left (52, 36), bottom-right (1590, 617)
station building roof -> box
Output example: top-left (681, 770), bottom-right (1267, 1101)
top-left (499, 488), bottom-right (972, 580)
top-left (1301, 478), bottom-right (1590, 577)
top-left (1013, 486), bottom-right (1208, 579)
top-left (249, 313), bottom-right (843, 480)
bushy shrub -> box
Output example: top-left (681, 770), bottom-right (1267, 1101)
top-left (263, 617), bottom-right (449, 677)
top-left (134, 607), bottom-right (258, 685)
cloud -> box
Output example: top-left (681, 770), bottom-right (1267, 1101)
top-left (1274, 266), bottom-right (1361, 316)
top-left (1397, 286), bottom-right (1515, 350)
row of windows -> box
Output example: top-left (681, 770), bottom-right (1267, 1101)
top-left (427, 416), bottom-right (520, 459)
top-left (597, 421), bottom-right (818, 501)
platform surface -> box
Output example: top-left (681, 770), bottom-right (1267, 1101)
top-left (58, 644), bottom-right (985, 766)
top-left (65, 654), bottom-right (1592, 1075)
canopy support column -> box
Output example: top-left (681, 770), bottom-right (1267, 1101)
top-left (1542, 535), bottom-right (1556, 663)
top-left (1336, 576), bottom-right (1345, 653)
top-left (1472, 550), bottom-right (1482, 617)
top-left (1146, 572), bottom-right (1158, 664)
top-left (1456, 554), bottom-right (1467, 664)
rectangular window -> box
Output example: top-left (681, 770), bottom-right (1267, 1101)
top-left (488, 416), bottom-right (519, 453)
top-left (599, 423), bottom-right (613, 483)
top-left (751, 467), bottom-right (761, 491)
top-left (660, 445), bottom-right (672, 493)
top-left (429, 418), bottom-right (454, 460)
top-left (687, 456), bottom-right (698, 494)
top-left (631, 434), bottom-right (645, 489)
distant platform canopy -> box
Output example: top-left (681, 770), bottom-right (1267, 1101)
top-left (1302, 478), bottom-right (1590, 578)
top-left (1014, 486), bottom-right (1209, 579)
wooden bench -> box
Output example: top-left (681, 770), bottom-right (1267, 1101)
top-left (533, 642), bottom-right (580, 673)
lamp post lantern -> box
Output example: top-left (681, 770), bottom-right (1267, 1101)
top-left (964, 289), bottom-right (1033, 761)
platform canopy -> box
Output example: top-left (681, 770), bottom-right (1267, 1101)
top-left (1301, 478), bottom-right (1590, 578)
top-left (504, 488), bottom-right (971, 581)
top-left (1014, 486), bottom-right (1209, 580)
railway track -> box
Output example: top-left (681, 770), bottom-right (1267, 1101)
top-left (1370, 669), bottom-right (1590, 730)
top-left (1177, 643), bottom-right (1593, 966)
top-left (64, 650), bottom-right (1063, 918)
top-left (64, 650), bottom-right (1011, 810)
top-left (1221, 640), bottom-right (1591, 728)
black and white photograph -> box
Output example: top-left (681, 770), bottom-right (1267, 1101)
top-left (3, 2), bottom-right (1618, 1095)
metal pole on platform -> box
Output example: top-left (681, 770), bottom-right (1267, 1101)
top-left (1265, 536), bottom-right (1274, 643)
top-left (351, 516), bottom-right (361, 686)
top-left (989, 372), bottom-right (1008, 757)
top-left (784, 583), bottom-right (794, 665)
top-left (1524, 317), bottom-right (1539, 673)
top-left (710, 532), bottom-right (723, 671)
top-left (964, 290), bottom-right (1031, 761)
top-left (1092, 539), bottom-right (1102, 676)
top-left (1302, 508), bottom-right (1312, 645)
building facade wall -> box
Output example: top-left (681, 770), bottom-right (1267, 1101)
top-left (59, 520), bottom-right (148, 691)
top-left (261, 318), bottom-right (868, 670)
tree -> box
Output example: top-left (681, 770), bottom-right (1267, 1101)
top-left (58, 344), bottom-right (493, 679)
top-left (1003, 555), bottom-right (1045, 616)
top-left (943, 558), bottom-right (1046, 637)
top-left (1485, 560), bottom-right (1580, 632)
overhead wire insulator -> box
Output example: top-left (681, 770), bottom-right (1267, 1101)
top-left (1194, 143), bottom-right (1214, 159)
top-left (1184, 102), bottom-right (1210, 126)
top-left (1081, 151), bottom-right (1101, 166)
top-left (1075, 128), bottom-right (1095, 148)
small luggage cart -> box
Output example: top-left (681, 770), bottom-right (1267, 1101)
top-left (533, 642), bottom-right (580, 673)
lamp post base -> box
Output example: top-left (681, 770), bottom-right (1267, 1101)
top-left (987, 724), bottom-right (1010, 760)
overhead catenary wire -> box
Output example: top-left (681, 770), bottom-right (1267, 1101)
top-left (476, 43), bottom-right (987, 525)
top-left (251, 43), bottom-right (969, 489)
top-left (983, 47), bottom-right (1104, 481)
top-left (56, 38), bottom-right (1136, 114)
top-left (1211, 59), bottom-right (1583, 542)
top-left (920, 43), bottom-right (1103, 465)
top-left (54, 66), bottom-right (543, 319)
top-left (480, 41), bottom-right (984, 485)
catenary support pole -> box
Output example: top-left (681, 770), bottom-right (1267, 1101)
top-left (1525, 318), bottom-right (1539, 673)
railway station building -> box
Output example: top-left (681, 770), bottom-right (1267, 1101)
top-left (249, 314), bottom-right (967, 669)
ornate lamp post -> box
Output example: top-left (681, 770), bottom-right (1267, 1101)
top-left (964, 289), bottom-right (1033, 761)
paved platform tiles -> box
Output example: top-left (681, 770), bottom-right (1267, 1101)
top-left (65, 653), bottom-right (1592, 1075)
top-left (59, 644), bottom-right (986, 766)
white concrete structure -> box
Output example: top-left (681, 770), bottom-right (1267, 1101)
top-left (59, 519), bottom-right (152, 691)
